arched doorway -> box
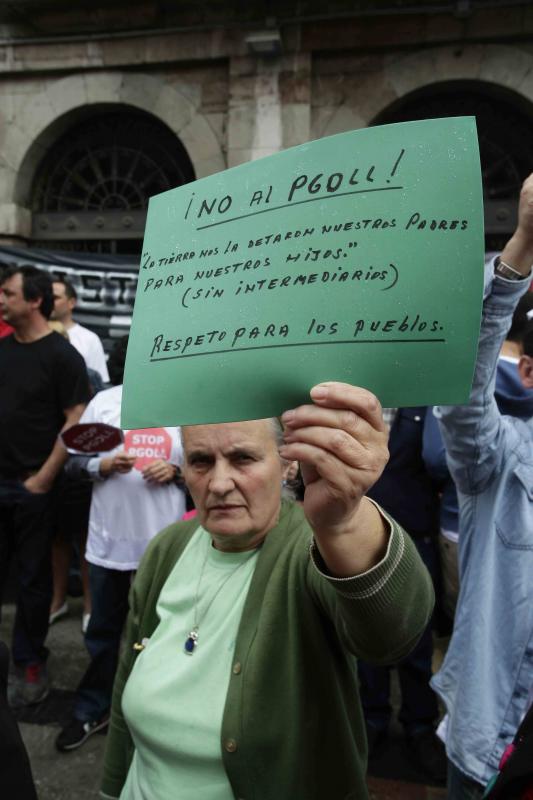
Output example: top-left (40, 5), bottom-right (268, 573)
top-left (373, 81), bottom-right (533, 251)
top-left (31, 108), bottom-right (195, 254)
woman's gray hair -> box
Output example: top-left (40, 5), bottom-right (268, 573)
top-left (179, 418), bottom-right (284, 451)
top-left (269, 417), bottom-right (284, 448)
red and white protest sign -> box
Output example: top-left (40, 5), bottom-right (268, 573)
top-left (124, 428), bottom-right (172, 470)
top-left (61, 423), bottom-right (124, 453)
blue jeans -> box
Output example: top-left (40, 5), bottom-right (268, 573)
top-left (75, 564), bottom-right (132, 723)
top-left (0, 480), bottom-right (56, 666)
top-left (447, 760), bottom-right (485, 800)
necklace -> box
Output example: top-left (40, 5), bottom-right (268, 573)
top-left (184, 544), bottom-right (257, 655)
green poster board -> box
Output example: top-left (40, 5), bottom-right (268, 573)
top-left (122, 117), bottom-right (484, 428)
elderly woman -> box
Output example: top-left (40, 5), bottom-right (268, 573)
top-left (101, 382), bottom-right (434, 800)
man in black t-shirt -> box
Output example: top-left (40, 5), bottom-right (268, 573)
top-left (0, 265), bottom-right (89, 708)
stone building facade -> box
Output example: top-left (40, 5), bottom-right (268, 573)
top-left (1, 0), bottom-right (532, 256)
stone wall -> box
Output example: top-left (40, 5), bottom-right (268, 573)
top-left (1, 3), bottom-right (533, 243)
top-left (311, 43), bottom-right (533, 138)
top-left (0, 62), bottom-right (229, 241)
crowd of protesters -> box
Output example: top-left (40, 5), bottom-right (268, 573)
top-left (0, 175), bottom-right (533, 800)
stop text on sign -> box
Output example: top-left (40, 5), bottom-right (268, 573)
top-left (124, 428), bottom-right (172, 470)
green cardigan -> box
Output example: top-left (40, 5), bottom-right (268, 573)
top-left (101, 500), bottom-right (433, 800)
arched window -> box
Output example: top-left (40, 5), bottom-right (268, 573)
top-left (31, 109), bottom-right (195, 254)
top-left (373, 82), bottom-right (533, 250)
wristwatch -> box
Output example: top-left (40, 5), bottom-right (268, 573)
top-left (494, 256), bottom-right (526, 281)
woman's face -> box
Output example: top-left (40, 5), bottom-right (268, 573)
top-left (182, 419), bottom-right (284, 552)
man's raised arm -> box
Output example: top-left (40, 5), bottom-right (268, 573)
top-left (437, 174), bottom-right (533, 495)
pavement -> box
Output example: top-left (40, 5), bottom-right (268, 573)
top-left (1, 598), bottom-right (449, 799)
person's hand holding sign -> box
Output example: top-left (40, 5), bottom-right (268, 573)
top-left (142, 460), bottom-right (178, 484)
top-left (99, 451), bottom-right (136, 477)
top-left (280, 381), bottom-right (390, 578)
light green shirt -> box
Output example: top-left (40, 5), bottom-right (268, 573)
top-left (120, 526), bottom-right (259, 800)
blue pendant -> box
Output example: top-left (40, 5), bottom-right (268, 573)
top-left (184, 628), bottom-right (198, 655)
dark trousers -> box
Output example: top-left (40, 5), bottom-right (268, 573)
top-left (0, 480), bottom-right (56, 666)
top-left (75, 563), bottom-right (132, 723)
top-left (0, 641), bottom-right (38, 799)
top-left (358, 535), bottom-right (440, 735)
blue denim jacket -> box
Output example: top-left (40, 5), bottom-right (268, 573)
top-left (431, 262), bottom-right (533, 785)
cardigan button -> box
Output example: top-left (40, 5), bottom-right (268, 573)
top-left (225, 738), bottom-right (237, 753)
top-left (232, 662), bottom-right (242, 675)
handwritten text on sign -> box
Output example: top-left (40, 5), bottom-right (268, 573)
top-left (122, 117), bottom-right (484, 428)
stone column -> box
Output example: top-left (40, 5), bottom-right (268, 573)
top-left (227, 52), bottom-right (311, 168)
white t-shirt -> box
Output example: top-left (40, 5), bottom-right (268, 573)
top-left (68, 322), bottom-right (110, 382)
top-left (81, 385), bottom-right (185, 570)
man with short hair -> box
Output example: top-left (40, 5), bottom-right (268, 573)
top-left (0, 265), bottom-right (89, 707)
top-left (52, 276), bottom-right (109, 382)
